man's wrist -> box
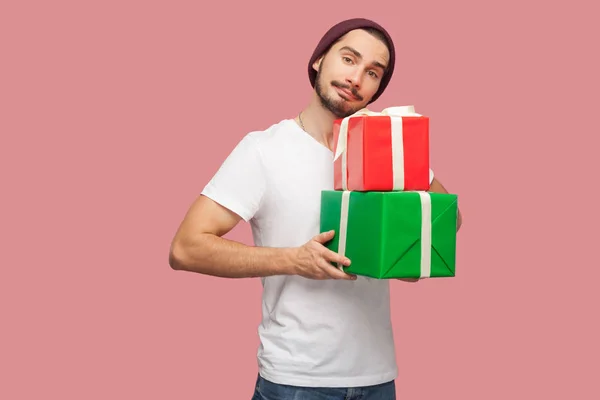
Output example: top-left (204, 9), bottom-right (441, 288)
top-left (278, 247), bottom-right (299, 276)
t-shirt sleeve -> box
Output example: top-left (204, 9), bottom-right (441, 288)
top-left (201, 133), bottom-right (266, 222)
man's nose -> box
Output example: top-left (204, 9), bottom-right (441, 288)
top-left (346, 67), bottom-right (363, 88)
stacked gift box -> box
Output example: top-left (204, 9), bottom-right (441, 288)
top-left (319, 105), bottom-right (458, 279)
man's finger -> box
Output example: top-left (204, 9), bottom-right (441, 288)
top-left (321, 247), bottom-right (351, 267)
top-left (396, 278), bottom-right (419, 283)
top-left (313, 230), bottom-right (335, 244)
top-left (319, 259), bottom-right (356, 280)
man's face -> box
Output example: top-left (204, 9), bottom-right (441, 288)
top-left (313, 29), bottom-right (390, 118)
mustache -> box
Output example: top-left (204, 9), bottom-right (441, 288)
top-left (331, 81), bottom-right (363, 100)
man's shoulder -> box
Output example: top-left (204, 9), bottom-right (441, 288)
top-left (241, 118), bottom-right (296, 148)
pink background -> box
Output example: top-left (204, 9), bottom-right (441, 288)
top-left (2, 0), bottom-right (599, 398)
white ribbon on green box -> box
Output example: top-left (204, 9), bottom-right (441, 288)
top-left (333, 105), bottom-right (422, 191)
top-left (417, 191), bottom-right (432, 278)
top-left (337, 190), bottom-right (433, 278)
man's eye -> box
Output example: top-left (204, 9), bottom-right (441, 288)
top-left (343, 57), bottom-right (353, 63)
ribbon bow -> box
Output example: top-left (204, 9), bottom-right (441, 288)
top-left (333, 105), bottom-right (421, 161)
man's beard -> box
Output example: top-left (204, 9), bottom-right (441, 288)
top-left (314, 65), bottom-right (364, 118)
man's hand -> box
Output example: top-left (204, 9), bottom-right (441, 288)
top-left (291, 230), bottom-right (357, 281)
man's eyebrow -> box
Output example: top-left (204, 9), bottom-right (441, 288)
top-left (339, 46), bottom-right (388, 71)
top-left (339, 46), bottom-right (362, 59)
top-left (372, 60), bottom-right (387, 71)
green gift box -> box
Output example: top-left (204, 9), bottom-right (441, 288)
top-left (319, 190), bottom-right (458, 279)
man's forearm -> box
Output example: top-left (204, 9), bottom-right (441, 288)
top-left (169, 233), bottom-right (297, 278)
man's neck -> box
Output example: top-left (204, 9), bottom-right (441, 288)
top-left (295, 95), bottom-right (339, 152)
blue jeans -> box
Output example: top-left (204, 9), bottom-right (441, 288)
top-left (251, 374), bottom-right (396, 399)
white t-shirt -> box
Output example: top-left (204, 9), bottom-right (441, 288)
top-left (201, 118), bottom-right (434, 388)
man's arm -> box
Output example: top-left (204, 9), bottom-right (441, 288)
top-left (169, 195), bottom-right (295, 278)
top-left (429, 177), bottom-right (462, 232)
top-left (168, 195), bottom-right (354, 280)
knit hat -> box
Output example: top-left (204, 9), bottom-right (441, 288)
top-left (308, 18), bottom-right (395, 104)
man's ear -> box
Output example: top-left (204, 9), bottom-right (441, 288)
top-left (312, 55), bottom-right (323, 72)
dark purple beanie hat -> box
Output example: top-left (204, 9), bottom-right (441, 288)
top-left (308, 18), bottom-right (395, 104)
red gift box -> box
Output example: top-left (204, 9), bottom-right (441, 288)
top-left (332, 106), bottom-right (431, 191)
